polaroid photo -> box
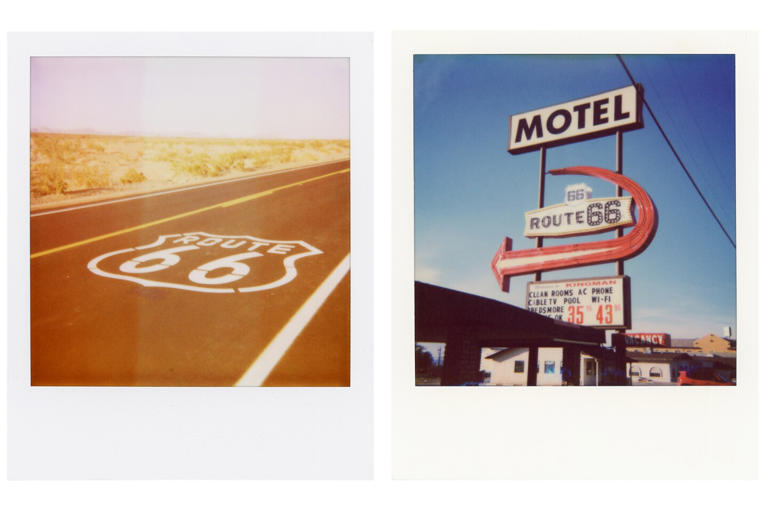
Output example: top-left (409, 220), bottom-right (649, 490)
top-left (393, 31), bottom-right (758, 479)
top-left (8, 32), bottom-right (373, 479)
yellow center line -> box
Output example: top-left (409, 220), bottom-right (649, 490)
top-left (31, 168), bottom-right (350, 259)
top-left (218, 168), bottom-right (349, 208)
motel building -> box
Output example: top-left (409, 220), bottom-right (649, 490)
top-left (624, 334), bottom-right (736, 385)
top-left (479, 346), bottom-right (607, 386)
top-left (415, 281), bottom-right (625, 386)
top-left (415, 282), bottom-right (736, 386)
top-left (625, 352), bottom-right (689, 385)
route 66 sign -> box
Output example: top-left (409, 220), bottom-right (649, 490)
top-left (492, 166), bottom-right (657, 291)
top-left (87, 232), bottom-right (322, 293)
top-left (564, 183), bottom-right (592, 203)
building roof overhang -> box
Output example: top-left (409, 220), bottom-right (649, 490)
top-left (415, 281), bottom-right (605, 345)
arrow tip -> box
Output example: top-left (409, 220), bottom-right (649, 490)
top-left (491, 237), bottom-right (513, 292)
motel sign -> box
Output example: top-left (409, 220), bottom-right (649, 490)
top-left (508, 84), bottom-right (643, 154)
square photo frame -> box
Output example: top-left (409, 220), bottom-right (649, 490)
top-left (392, 31), bottom-right (758, 479)
top-left (8, 31), bottom-right (373, 479)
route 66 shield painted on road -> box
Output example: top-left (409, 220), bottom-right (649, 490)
top-left (87, 232), bottom-right (323, 293)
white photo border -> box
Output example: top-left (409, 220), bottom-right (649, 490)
top-left (8, 32), bottom-right (373, 479)
top-left (392, 31), bottom-right (758, 479)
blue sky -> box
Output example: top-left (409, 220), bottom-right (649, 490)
top-left (414, 54), bottom-right (736, 340)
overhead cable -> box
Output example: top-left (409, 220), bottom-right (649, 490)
top-left (616, 54), bottom-right (736, 249)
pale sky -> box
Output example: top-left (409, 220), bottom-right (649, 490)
top-left (31, 57), bottom-right (349, 139)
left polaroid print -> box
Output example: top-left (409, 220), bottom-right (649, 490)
top-left (9, 33), bottom-right (372, 479)
top-left (30, 57), bottom-right (351, 387)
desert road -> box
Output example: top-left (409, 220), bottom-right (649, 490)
top-left (30, 160), bottom-right (350, 386)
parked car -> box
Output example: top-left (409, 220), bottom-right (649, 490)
top-left (677, 369), bottom-right (734, 386)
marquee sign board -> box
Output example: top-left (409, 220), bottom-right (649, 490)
top-left (526, 276), bottom-right (631, 329)
top-left (491, 166), bottom-right (657, 290)
top-left (525, 196), bottom-right (634, 238)
top-left (508, 84), bottom-right (644, 154)
top-left (620, 332), bottom-right (671, 347)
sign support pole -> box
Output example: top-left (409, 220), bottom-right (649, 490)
top-left (615, 131), bottom-right (625, 276)
top-left (615, 130), bottom-right (627, 384)
top-left (530, 146), bottom-right (545, 383)
top-left (534, 146), bottom-right (546, 282)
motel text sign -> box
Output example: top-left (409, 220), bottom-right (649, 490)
top-left (508, 84), bottom-right (643, 154)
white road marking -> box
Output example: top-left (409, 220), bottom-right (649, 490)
top-left (235, 253), bottom-right (350, 387)
top-left (31, 159), bottom-right (348, 217)
top-left (86, 232), bottom-right (323, 294)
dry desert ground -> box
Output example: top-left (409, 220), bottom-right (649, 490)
top-left (30, 133), bottom-right (350, 209)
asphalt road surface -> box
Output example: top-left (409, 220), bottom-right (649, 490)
top-left (31, 160), bottom-right (350, 386)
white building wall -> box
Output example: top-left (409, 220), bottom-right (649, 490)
top-left (628, 361), bottom-right (675, 384)
top-left (480, 347), bottom-right (529, 386)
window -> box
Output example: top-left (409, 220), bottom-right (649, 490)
top-left (630, 366), bottom-right (641, 377)
top-left (514, 360), bottom-right (525, 373)
top-left (649, 367), bottom-right (662, 378)
top-left (544, 361), bottom-right (556, 374)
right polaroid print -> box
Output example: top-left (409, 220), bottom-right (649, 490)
top-left (393, 32), bottom-right (758, 479)
top-left (414, 53), bottom-right (735, 388)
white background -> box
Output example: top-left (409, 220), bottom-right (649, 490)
top-left (2, 1), bottom-right (767, 511)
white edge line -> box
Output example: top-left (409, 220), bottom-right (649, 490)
top-left (235, 253), bottom-right (351, 386)
top-left (31, 159), bottom-right (349, 217)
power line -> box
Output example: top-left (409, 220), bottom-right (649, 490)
top-left (616, 54), bottom-right (736, 249)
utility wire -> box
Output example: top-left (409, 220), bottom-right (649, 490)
top-left (616, 54), bottom-right (736, 249)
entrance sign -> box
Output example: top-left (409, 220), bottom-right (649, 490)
top-left (525, 196), bottom-right (634, 238)
top-left (491, 166), bottom-right (657, 291)
top-left (508, 84), bottom-right (643, 154)
top-left (88, 232), bottom-right (322, 293)
top-left (526, 276), bottom-right (630, 329)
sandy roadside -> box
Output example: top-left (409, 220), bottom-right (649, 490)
top-left (30, 156), bottom-right (350, 213)
top-left (30, 133), bottom-right (350, 212)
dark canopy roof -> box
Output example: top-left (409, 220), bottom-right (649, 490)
top-left (415, 281), bottom-right (605, 345)
top-left (626, 352), bottom-right (691, 363)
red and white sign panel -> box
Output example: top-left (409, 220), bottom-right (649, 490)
top-left (491, 166), bottom-right (657, 291)
top-left (622, 333), bottom-right (670, 347)
top-left (525, 196), bottom-right (634, 238)
top-left (508, 84), bottom-right (643, 154)
top-left (526, 276), bottom-right (631, 330)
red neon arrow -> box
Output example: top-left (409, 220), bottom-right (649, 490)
top-left (491, 166), bottom-right (657, 292)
